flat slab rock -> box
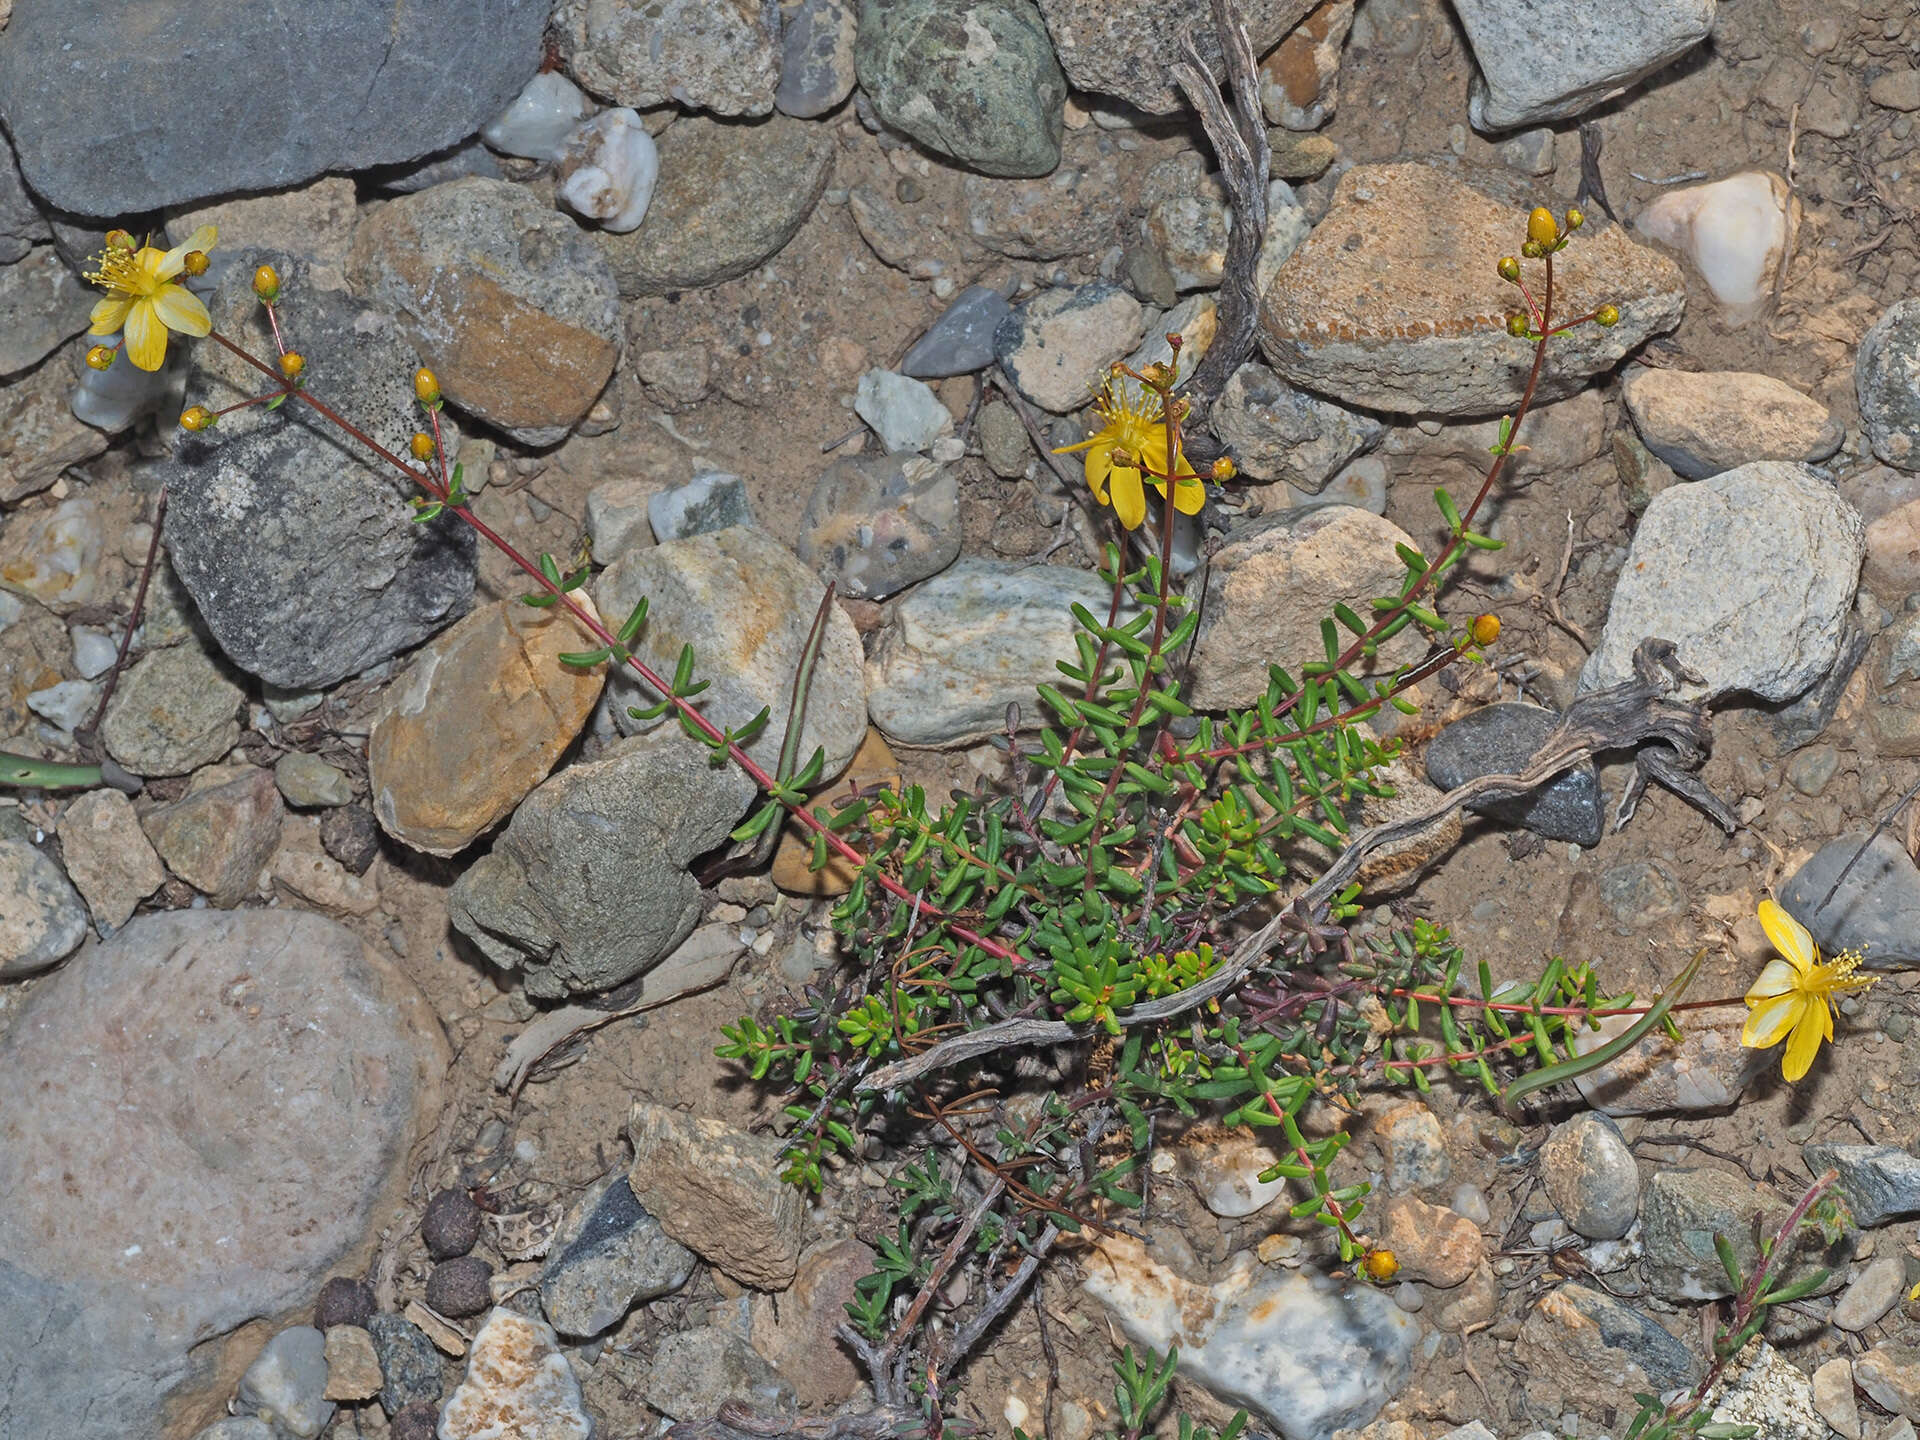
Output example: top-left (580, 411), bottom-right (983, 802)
top-left (1259, 162), bottom-right (1685, 416)
top-left (0, 910), bottom-right (448, 1440)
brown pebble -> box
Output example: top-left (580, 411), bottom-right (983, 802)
top-left (391, 1402), bottom-right (439, 1440)
top-left (425, 1255), bottom-right (493, 1318)
top-left (421, 1186), bottom-right (482, 1260)
top-left (315, 1275), bottom-right (375, 1330)
top-left (320, 805), bottom-right (380, 875)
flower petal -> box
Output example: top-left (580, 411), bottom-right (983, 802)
top-left (1170, 473), bottom-right (1207, 515)
top-left (1758, 898), bottom-right (1815, 972)
top-left (151, 283), bottom-right (211, 337)
top-left (1781, 1005), bottom-right (1826, 1081)
top-left (1742, 992), bottom-right (1803, 1050)
top-left (122, 299), bottom-right (168, 372)
top-left (88, 297), bottom-right (130, 335)
top-left (1744, 958), bottom-right (1799, 1003)
top-left (156, 224), bottom-right (218, 280)
top-left (1083, 443), bottom-right (1113, 500)
top-left (1109, 467), bottom-right (1146, 530)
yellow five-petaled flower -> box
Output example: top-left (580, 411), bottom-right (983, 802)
top-left (1053, 376), bottom-right (1208, 531)
top-left (84, 225), bottom-right (219, 372)
top-left (1742, 898), bottom-right (1874, 1082)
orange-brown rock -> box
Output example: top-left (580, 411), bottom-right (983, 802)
top-left (1374, 1194), bottom-right (1483, 1289)
top-left (370, 596), bottom-right (607, 857)
top-left (770, 728), bottom-right (900, 896)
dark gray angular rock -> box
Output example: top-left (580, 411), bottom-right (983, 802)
top-left (778, 0), bottom-right (860, 118)
top-left (1423, 702), bottom-right (1603, 847)
top-left (537, 1173), bottom-right (696, 1338)
top-left (1857, 298), bottom-right (1920, 471)
top-left (856, 0), bottom-right (1067, 179)
top-left (0, 132), bottom-right (51, 265)
top-left (447, 729), bottom-right (757, 999)
top-left (1802, 1144), bottom-right (1920, 1228)
top-left (900, 284), bottom-right (1014, 378)
top-left (0, 0), bottom-right (547, 218)
top-left (1780, 832), bottom-right (1920, 972)
top-left (160, 257), bottom-right (476, 689)
top-left (367, 1313), bottom-right (443, 1417)
top-left (1759, 619), bottom-right (1867, 752)
top-left (1549, 1285), bottom-right (1697, 1392)
top-left (1212, 363), bottom-right (1386, 493)
top-left (0, 246), bottom-right (92, 378)
top-left (649, 472), bottom-right (754, 542)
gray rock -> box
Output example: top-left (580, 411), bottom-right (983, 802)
top-left (1547, 1285), bottom-right (1697, 1392)
top-left (1858, 298), bottom-right (1920, 471)
top-left (798, 452), bottom-right (961, 600)
top-left (856, 0), bottom-right (1067, 178)
top-left (0, 246), bottom-right (92, 378)
top-left (778, 0), bottom-right (860, 118)
top-left (349, 178), bottom-right (623, 447)
top-left (448, 729), bottom-right (757, 999)
top-left (1832, 1254), bottom-right (1906, 1332)
top-left (1642, 1168), bottom-right (1847, 1303)
top-left (0, 911), bottom-right (446, 1440)
top-left (0, 132), bottom-right (50, 265)
top-left (854, 369), bottom-right (953, 452)
top-left (191, 1421), bottom-right (278, 1440)
top-left (0, 837), bottom-right (87, 977)
top-left (964, 132), bottom-right (1126, 260)
top-left (1034, 0), bottom-right (1325, 115)
top-left (55, 788), bottom-right (165, 930)
top-left (365, 138), bottom-right (505, 195)
top-left (1580, 462), bottom-right (1863, 704)
top-left (1760, 617), bottom-right (1868, 751)
top-left (1453, 0), bottom-right (1716, 131)
top-left (366, 1313), bottom-right (443, 1417)
top-left (238, 1326), bottom-right (334, 1439)
top-left (0, 0), bottom-right (545, 218)
top-left (1540, 1113), bottom-right (1639, 1240)
top-left (865, 559), bottom-right (1120, 745)
top-left (140, 767), bottom-right (285, 910)
top-left (994, 282), bottom-right (1144, 413)
top-left (628, 1103), bottom-right (807, 1290)
top-left (1803, 1144), bottom-right (1920, 1228)
top-left (1423, 701), bottom-right (1604, 847)
top-left (275, 753), bottom-right (354, 809)
top-left (587, 478), bottom-right (659, 563)
top-left (979, 400), bottom-right (1033, 477)
top-left (597, 115), bottom-right (835, 297)
top-left (649, 472), bottom-right (754, 543)
top-left (1211, 364), bottom-right (1385, 492)
top-left (1599, 860), bottom-right (1686, 929)
top-left (1622, 368), bottom-right (1842, 480)
top-left (1142, 153), bottom-right (1231, 292)
top-left (647, 1327), bottom-right (796, 1420)
top-left (557, 0), bottom-right (780, 116)
top-left (900, 284), bottom-right (1014, 378)
top-left (1572, 1007), bottom-right (1765, 1116)
top-left (537, 1174), bottom-right (696, 1339)
top-left (98, 642), bottom-right (243, 777)
top-left (1780, 833), bottom-right (1920, 971)
top-left (162, 264), bottom-right (476, 690)
top-left (597, 526), bottom-right (868, 775)
top-left (0, 341), bottom-right (109, 503)
top-left (847, 182), bottom-right (921, 269)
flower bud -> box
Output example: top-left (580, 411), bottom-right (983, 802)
top-left (1496, 256), bottom-right (1520, 284)
top-left (182, 250), bottom-right (209, 277)
top-left (1505, 313), bottom-right (1531, 338)
top-left (104, 229), bottom-right (135, 252)
top-left (414, 367), bottom-right (442, 406)
top-left (1520, 238), bottom-right (1544, 260)
top-left (1527, 206), bottom-right (1558, 248)
top-left (278, 351), bottom-right (306, 381)
top-left (1362, 1249), bottom-right (1399, 1283)
top-left (1139, 362), bottom-right (1172, 388)
top-left (1595, 303), bottom-right (1620, 328)
top-left (1471, 613), bottom-right (1501, 647)
top-left (1210, 456), bottom-right (1237, 482)
top-left (410, 431), bottom-right (436, 461)
top-left (179, 405), bottom-right (214, 432)
top-left (85, 345), bottom-right (116, 371)
top-left (1565, 207), bottom-right (1585, 231)
top-left (252, 264), bottom-right (281, 303)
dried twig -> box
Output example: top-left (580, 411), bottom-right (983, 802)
top-left (1541, 510), bottom-right (1592, 652)
top-left (1575, 122), bottom-right (1617, 223)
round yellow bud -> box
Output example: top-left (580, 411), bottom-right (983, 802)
top-left (1496, 256), bottom-right (1520, 284)
top-left (104, 228), bottom-right (135, 252)
top-left (410, 431), bottom-right (436, 461)
top-left (1471, 613), bottom-right (1501, 647)
top-left (1210, 456), bottom-right (1237, 482)
top-left (1362, 1249), bottom-right (1400, 1283)
top-left (85, 345), bottom-right (116, 372)
top-left (278, 351), bottom-right (306, 381)
top-left (252, 264), bottom-right (281, 303)
top-left (414, 367), bottom-right (442, 406)
top-left (1565, 207), bottom-right (1585, 231)
top-left (1527, 206), bottom-right (1558, 249)
top-left (181, 249), bottom-right (209, 277)
top-left (1505, 313), bottom-right (1531, 338)
top-left (179, 405), bottom-right (214, 432)
top-left (1595, 303), bottom-right (1621, 328)
top-left (1520, 238), bottom-right (1544, 260)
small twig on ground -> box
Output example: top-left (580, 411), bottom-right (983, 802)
top-left (1033, 1281), bottom-right (1061, 1440)
top-left (946, 1223), bottom-right (1061, 1366)
top-left (1630, 1130), bottom-right (1764, 1182)
top-left (1576, 122), bottom-right (1617, 223)
top-left (1541, 510), bottom-right (1592, 652)
top-left (1817, 774), bottom-right (1920, 912)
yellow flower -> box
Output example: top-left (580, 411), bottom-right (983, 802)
top-left (1052, 378), bottom-right (1207, 530)
top-left (85, 225), bottom-right (218, 372)
top-left (1742, 899), bottom-right (1874, 1082)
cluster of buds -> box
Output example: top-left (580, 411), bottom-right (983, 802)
top-left (1496, 205), bottom-right (1620, 338)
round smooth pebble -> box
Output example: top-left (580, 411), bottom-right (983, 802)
top-left (422, 1187), bottom-right (482, 1260)
top-left (315, 1276), bottom-right (375, 1331)
top-left (425, 1256), bottom-right (494, 1319)
top-left (1540, 1112), bottom-right (1640, 1240)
